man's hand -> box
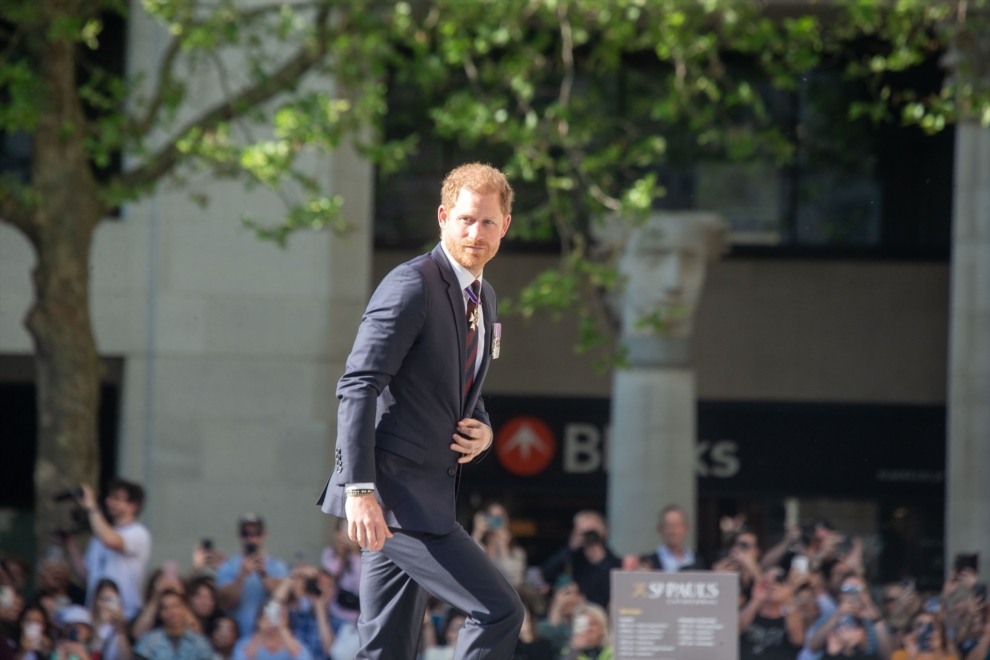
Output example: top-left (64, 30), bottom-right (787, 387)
top-left (345, 494), bottom-right (393, 551)
top-left (450, 419), bottom-right (492, 464)
top-left (79, 483), bottom-right (98, 511)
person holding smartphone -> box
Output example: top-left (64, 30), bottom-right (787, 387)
top-left (216, 515), bottom-right (288, 641)
top-left (133, 590), bottom-right (211, 660)
top-left (892, 612), bottom-right (959, 660)
top-left (471, 503), bottom-right (527, 589)
top-left (90, 580), bottom-right (132, 660)
top-left (51, 606), bottom-right (94, 660)
top-left (270, 566), bottom-right (334, 660)
top-left (12, 605), bottom-right (54, 660)
top-left (231, 602), bottom-right (310, 660)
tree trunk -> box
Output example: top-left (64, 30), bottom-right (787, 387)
top-left (22, 10), bottom-right (107, 551)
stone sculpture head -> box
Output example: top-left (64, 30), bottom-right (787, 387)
top-left (619, 212), bottom-right (727, 338)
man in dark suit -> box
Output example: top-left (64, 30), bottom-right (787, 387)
top-left (317, 163), bottom-right (523, 659)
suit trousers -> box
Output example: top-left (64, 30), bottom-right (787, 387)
top-left (356, 523), bottom-right (524, 660)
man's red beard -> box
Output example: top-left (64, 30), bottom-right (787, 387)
top-left (443, 234), bottom-right (499, 271)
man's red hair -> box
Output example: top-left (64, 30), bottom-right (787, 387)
top-left (441, 163), bottom-right (514, 216)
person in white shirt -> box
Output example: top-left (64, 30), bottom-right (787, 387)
top-left (66, 479), bottom-right (152, 620)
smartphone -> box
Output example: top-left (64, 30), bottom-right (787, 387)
top-left (163, 559), bottom-right (179, 580)
top-left (486, 515), bottom-right (503, 530)
top-left (791, 555), bottom-right (809, 574)
top-left (24, 621), bottom-right (42, 643)
top-left (973, 583), bottom-right (987, 601)
top-left (67, 627), bottom-right (80, 643)
top-left (918, 622), bottom-right (933, 651)
top-left (105, 594), bottom-right (121, 612)
top-left (201, 538), bottom-right (213, 551)
top-left (264, 600), bottom-right (281, 626)
top-left (924, 597), bottom-right (942, 614)
top-left (901, 577), bottom-right (916, 593)
top-left (841, 583), bottom-right (862, 602)
top-left (245, 542), bottom-right (259, 556)
top-left (0, 585), bottom-right (13, 609)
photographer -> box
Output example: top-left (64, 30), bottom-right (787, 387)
top-left (824, 615), bottom-right (879, 660)
top-left (64, 480), bottom-right (151, 620)
top-left (808, 575), bottom-right (891, 660)
top-left (540, 512), bottom-right (621, 609)
top-left (270, 566), bottom-right (333, 660)
top-left (892, 612), bottom-right (958, 660)
top-left (713, 528), bottom-right (763, 605)
top-left (739, 568), bottom-right (807, 660)
top-left (216, 515), bottom-right (288, 640)
top-left (133, 590), bottom-right (213, 660)
top-left (471, 504), bottom-right (527, 588)
top-left (131, 569), bottom-right (186, 641)
top-left (231, 602), bottom-right (310, 660)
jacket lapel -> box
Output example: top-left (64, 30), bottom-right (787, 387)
top-left (430, 244), bottom-right (467, 410)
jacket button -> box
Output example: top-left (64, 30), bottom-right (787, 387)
top-left (447, 467), bottom-right (456, 477)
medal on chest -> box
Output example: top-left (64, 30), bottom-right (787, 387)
top-left (469, 306), bottom-right (480, 331)
top-left (491, 323), bottom-right (501, 359)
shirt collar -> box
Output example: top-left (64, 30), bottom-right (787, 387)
top-left (440, 241), bottom-right (483, 292)
top-left (658, 544), bottom-right (695, 564)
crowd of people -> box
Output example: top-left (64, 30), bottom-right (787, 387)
top-left (1, 480), bottom-right (987, 660)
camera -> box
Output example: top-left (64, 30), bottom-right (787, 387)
top-left (582, 530), bottom-right (603, 548)
top-left (53, 488), bottom-right (84, 503)
top-left (201, 538), bottom-right (213, 551)
top-left (52, 499), bottom-right (91, 539)
top-left (304, 578), bottom-right (321, 597)
top-left (245, 542), bottom-right (259, 556)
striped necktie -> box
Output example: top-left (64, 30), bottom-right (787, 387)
top-left (464, 280), bottom-right (481, 397)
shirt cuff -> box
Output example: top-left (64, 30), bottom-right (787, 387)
top-left (345, 483), bottom-right (375, 490)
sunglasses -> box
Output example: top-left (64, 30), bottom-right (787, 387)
top-left (241, 530), bottom-right (262, 538)
top-left (734, 541), bottom-right (752, 550)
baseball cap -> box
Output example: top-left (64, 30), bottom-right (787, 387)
top-left (239, 512), bottom-right (265, 532)
top-left (59, 605), bottom-right (92, 628)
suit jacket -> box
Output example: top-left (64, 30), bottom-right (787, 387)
top-left (317, 244), bottom-right (497, 534)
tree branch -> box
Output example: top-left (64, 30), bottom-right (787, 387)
top-left (131, 34), bottom-right (183, 137)
top-left (117, 3), bottom-right (334, 191)
top-left (557, 1), bottom-right (575, 110)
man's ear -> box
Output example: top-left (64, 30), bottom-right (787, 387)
top-left (438, 205), bottom-right (448, 228)
top-left (500, 214), bottom-right (512, 238)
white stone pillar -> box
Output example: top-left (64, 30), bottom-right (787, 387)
top-left (607, 212), bottom-right (726, 556)
top-left (946, 119), bottom-right (990, 575)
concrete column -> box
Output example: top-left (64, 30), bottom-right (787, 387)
top-left (945, 119), bottom-right (990, 575)
top-left (610, 367), bottom-right (697, 555)
top-left (607, 212), bottom-right (726, 556)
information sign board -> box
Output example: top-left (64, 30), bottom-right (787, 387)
top-left (610, 570), bottom-right (739, 660)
